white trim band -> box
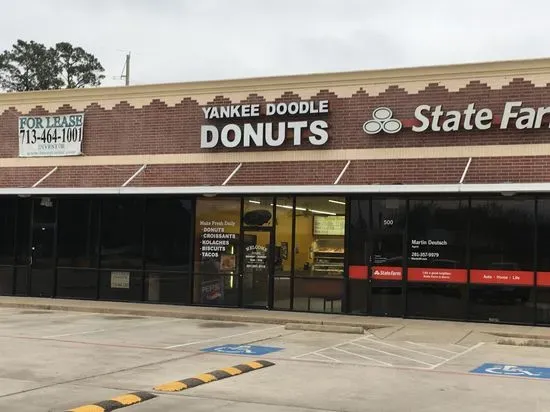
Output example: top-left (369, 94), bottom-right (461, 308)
top-left (2, 182), bottom-right (550, 196)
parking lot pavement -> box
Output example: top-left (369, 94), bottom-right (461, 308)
top-left (2, 308), bottom-right (550, 411)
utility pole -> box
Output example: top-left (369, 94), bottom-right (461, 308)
top-left (121, 52), bottom-right (130, 86)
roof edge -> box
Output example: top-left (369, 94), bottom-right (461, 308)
top-left (1, 56), bottom-right (550, 106)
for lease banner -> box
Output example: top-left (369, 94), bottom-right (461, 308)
top-left (19, 113), bottom-right (84, 157)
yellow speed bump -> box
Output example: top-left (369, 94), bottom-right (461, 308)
top-left (154, 360), bottom-right (275, 392)
top-left (65, 391), bottom-right (156, 412)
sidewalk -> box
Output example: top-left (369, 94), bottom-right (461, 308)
top-left (1, 296), bottom-right (549, 342)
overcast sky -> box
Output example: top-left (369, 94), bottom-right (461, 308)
top-left (3, 0), bottom-right (549, 87)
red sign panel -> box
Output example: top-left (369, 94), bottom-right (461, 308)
top-left (349, 265), bottom-right (368, 280)
top-left (470, 270), bottom-right (534, 286)
top-left (408, 268), bottom-right (467, 284)
top-left (372, 266), bottom-right (403, 281)
top-left (537, 272), bottom-right (550, 287)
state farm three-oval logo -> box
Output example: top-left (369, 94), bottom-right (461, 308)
top-left (363, 107), bottom-right (403, 135)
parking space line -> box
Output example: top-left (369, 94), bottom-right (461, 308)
top-left (43, 318), bottom-right (181, 339)
top-left (428, 342), bottom-right (484, 370)
top-left (333, 346), bottom-right (393, 366)
top-left (405, 341), bottom-right (459, 355)
top-left (363, 337), bottom-right (447, 360)
top-left (44, 328), bottom-right (110, 338)
top-left (348, 342), bottom-right (434, 366)
top-left (311, 352), bottom-right (341, 362)
top-left (164, 325), bottom-right (284, 349)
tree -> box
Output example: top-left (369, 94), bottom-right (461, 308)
top-left (0, 40), bottom-right (105, 92)
top-left (0, 40), bottom-right (62, 91)
top-left (54, 42), bottom-right (105, 88)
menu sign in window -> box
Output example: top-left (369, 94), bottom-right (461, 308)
top-left (199, 219), bottom-right (237, 270)
top-left (313, 216), bottom-right (345, 236)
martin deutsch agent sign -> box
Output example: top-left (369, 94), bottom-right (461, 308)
top-left (201, 100), bottom-right (329, 149)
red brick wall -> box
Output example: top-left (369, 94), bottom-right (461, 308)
top-left (3, 77), bottom-right (550, 188)
top-left (228, 161), bottom-right (347, 186)
top-left (340, 158), bottom-right (469, 185)
top-left (2, 78), bottom-right (550, 157)
top-left (465, 156), bottom-right (550, 183)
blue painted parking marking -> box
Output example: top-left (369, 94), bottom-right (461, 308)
top-left (201, 344), bottom-right (283, 356)
top-left (471, 363), bottom-right (550, 378)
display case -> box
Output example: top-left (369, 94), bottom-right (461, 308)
top-left (312, 238), bottom-right (344, 275)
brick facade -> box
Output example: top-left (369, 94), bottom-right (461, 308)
top-left (3, 59), bottom-right (550, 189)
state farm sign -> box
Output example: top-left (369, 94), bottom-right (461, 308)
top-left (364, 101), bottom-right (550, 135)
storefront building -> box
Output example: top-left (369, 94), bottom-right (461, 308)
top-left (2, 58), bottom-right (550, 324)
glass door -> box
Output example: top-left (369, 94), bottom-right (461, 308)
top-left (369, 231), bottom-right (404, 316)
top-left (29, 197), bottom-right (57, 297)
top-left (368, 198), bottom-right (407, 316)
top-left (241, 228), bottom-right (273, 308)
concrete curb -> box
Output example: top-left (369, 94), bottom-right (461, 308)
top-left (496, 336), bottom-right (550, 348)
top-left (285, 323), bottom-right (365, 334)
top-left (0, 300), bottom-right (391, 331)
top-left (487, 331), bottom-right (550, 340)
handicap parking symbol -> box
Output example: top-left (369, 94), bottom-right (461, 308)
top-left (471, 363), bottom-right (550, 379)
top-left (201, 344), bottom-right (283, 356)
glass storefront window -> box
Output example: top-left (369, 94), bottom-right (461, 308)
top-left (144, 198), bottom-right (192, 304)
top-left (469, 198), bottom-right (535, 323)
top-left (406, 199), bottom-right (468, 319)
top-left (0, 198), bottom-right (16, 295)
top-left (274, 197), bottom-right (293, 309)
top-left (293, 196), bottom-right (346, 278)
top-left (100, 198), bottom-right (144, 270)
top-left (145, 198), bottom-right (192, 272)
top-left (193, 197), bottom-right (241, 306)
top-left (349, 199), bottom-right (370, 313)
top-left (537, 198), bottom-right (550, 323)
top-left (0, 198), bottom-right (15, 265)
top-left (58, 198), bottom-right (99, 268)
top-left (293, 196), bottom-right (346, 312)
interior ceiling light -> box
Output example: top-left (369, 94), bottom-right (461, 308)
top-left (309, 209), bottom-right (336, 216)
top-left (248, 200), bottom-right (261, 204)
top-left (328, 199), bottom-right (346, 205)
